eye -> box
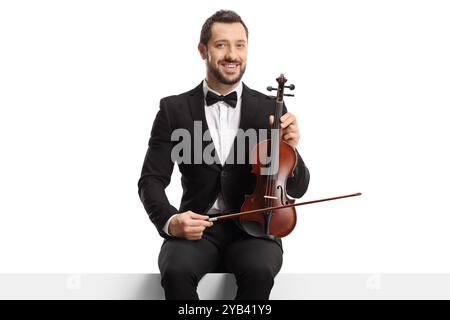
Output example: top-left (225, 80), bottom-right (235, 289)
top-left (216, 43), bottom-right (225, 48)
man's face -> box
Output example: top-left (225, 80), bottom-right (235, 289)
top-left (199, 22), bottom-right (248, 85)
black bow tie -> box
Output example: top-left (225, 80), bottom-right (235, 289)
top-left (205, 90), bottom-right (238, 108)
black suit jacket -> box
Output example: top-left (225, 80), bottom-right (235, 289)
top-left (138, 82), bottom-right (310, 240)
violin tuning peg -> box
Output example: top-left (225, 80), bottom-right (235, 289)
top-left (267, 86), bottom-right (276, 91)
top-left (284, 84), bottom-right (295, 90)
top-left (283, 93), bottom-right (294, 97)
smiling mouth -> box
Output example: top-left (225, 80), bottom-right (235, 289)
top-left (220, 62), bottom-right (240, 73)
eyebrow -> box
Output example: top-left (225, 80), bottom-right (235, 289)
top-left (213, 39), bottom-right (247, 44)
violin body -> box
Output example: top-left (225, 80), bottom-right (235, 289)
top-left (240, 138), bottom-right (298, 239)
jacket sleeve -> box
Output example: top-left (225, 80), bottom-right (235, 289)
top-left (282, 104), bottom-right (310, 198)
top-left (138, 98), bottom-right (178, 239)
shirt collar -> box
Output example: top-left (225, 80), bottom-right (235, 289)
top-left (202, 79), bottom-right (243, 101)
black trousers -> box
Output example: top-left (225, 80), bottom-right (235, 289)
top-left (158, 219), bottom-right (283, 300)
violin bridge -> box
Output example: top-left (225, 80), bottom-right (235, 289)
top-left (264, 195), bottom-right (278, 200)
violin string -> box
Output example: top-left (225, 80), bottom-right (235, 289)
top-left (264, 125), bottom-right (275, 215)
top-left (267, 112), bottom-right (279, 213)
top-left (264, 81), bottom-right (285, 223)
top-left (264, 138), bottom-right (270, 214)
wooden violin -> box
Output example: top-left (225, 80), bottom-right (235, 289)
top-left (209, 74), bottom-right (361, 239)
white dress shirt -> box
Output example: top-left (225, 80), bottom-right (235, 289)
top-left (163, 80), bottom-right (243, 235)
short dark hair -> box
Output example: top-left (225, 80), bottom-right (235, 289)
top-left (199, 10), bottom-right (249, 47)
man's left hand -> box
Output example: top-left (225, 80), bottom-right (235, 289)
top-left (269, 112), bottom-right (300, 149)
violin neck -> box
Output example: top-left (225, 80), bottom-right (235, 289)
top-left (267, 100), bottom-right (284, 178)
top-left (273, 100), bottom-right (284, 132)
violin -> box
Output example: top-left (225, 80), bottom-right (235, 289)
top-left (208, 74), bottom-right (361, 239)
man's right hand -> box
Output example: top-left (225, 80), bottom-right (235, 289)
top-left (168, 211), bottom-right (213, 240)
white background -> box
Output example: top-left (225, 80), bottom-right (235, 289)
top-left (0, 0), bottom-right (449, 273)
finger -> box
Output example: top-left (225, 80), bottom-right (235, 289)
top-left (282, 125), bottom-right (298, 133)
top-left (280, 112), bottom-right (293, 122)
top-left (187, 233), bottom-right (203, 240)
top-left (280, 111), bottom-right (296, 123)
top-left (187, 226), bottom-right (206, 233)
top-left (283, 132), bottom-right (299, 141)
top-left (269, 115), bottom-right (274, 125)
top-left (189, 212), bottom-right (210, 220)
top-left (283, 131), bottom-right (299, 139)
top-left (280, 116), bottom-right (297, 129)
top-left (189, 219), bottom-right (213, 227)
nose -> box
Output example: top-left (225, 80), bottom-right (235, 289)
top-left (224, 46), bottom-right (238, 61)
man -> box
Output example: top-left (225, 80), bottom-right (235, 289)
top-left (138, 10), bottom-right (310, 300)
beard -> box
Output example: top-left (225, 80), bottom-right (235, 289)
top-left (206, 59), bottom-right (246, 85)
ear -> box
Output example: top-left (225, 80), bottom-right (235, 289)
top-left (198, 43), bottom-right (207, 60)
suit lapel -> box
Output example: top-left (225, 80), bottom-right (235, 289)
top-left (187, 82), bottom-right (206, 124)
top-left (239, 83), bottom-right (258, 132)
top-left (187, 82), bottom-right (221, 170)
